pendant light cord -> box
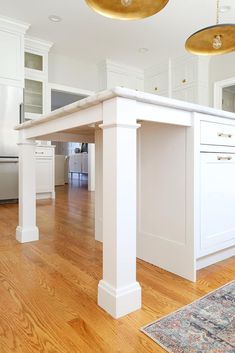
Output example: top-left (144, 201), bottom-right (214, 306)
top-left (216, 0), bottom-right (220, 24)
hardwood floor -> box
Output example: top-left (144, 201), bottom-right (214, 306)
top-left (0, 177), bottom-right (234, 353)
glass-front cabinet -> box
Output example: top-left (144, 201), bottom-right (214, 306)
top-left (25, 52), bottom-right (43, 72)
top-left (24, 79), bottom-right (43, 118)
top-left (23, 36), bottom-right (52, 121)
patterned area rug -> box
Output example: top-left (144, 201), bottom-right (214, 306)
top-left (141, 281), bottom-right (235, 353)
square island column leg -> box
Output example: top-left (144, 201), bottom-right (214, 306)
top-left (16, 140), bottom-right (39, 243)
top-left (98, 98), bottom-right (141, 319)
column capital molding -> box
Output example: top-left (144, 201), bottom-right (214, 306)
top-left (99, 122), bottom-right (141, 130)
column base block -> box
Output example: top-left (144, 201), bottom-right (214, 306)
top-left (16, 226), bottom-right (39, 243)
top-left (98, 280), bottom-right (141, 319)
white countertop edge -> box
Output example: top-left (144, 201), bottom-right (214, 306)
top-left (15, 87), bottom-right (235, 131)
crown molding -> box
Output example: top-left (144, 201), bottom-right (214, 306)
top-left (0, 15), bottom-right (30, 34)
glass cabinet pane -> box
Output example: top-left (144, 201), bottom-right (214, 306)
top-left (25, 52), bottom-right (43, 71)
top-left (24, 79), bottom-right (43, 115)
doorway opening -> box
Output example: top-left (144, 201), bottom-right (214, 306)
top-left (48, 84), bottom-right (94, 190)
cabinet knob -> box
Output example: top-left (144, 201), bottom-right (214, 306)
top-left (182, 79), bottom-right (187, 84)
top-left (154, 87), bottom-right (158, 91)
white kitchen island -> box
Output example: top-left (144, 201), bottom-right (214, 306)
top-left (15, 87), bottom-right (235, 318)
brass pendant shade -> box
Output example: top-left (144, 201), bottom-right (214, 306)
top-left (186, 24), bottom-right (235, 56)
top-left (85, 0), bottom-right (169, 20)
top-left (186, 0), bottom-right (235, 56)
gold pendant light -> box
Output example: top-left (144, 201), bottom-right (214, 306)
top-left (85, 0), bottom-right (169, 20)
top-left (185, 0), bottom-right (235, 55)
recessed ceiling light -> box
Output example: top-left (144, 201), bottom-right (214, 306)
top-left (219, 5), bottom-right (231, 13)
top-left (48, 15), bottom-right (62, 22)
top-left (138, 48), bottom-right (149, 54)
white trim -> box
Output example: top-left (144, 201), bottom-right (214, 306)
top-left (0, 15), bottom-right (29, 34)
top-left (49, 83), bottom-right (94, 96)
top-left (25, 35), bottom-right (53, 53)
top-left (214, 77), bottom-right (235, 109)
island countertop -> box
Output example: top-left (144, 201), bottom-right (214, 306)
top-left (15, 87), bottom-right (235, 131)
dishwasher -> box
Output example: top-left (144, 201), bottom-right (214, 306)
top-left (0, 157), bottom-right (19, 203)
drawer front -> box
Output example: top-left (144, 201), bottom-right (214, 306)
top-left (35, 147), bottom-right (53, 157)
top-left (201, 121), bottom-right (235, 146)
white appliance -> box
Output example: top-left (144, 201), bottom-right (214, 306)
top-left (0, 84), bottom-right (23, 203)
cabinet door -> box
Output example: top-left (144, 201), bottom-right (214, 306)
top-left (24, 79), bottom-right (43, 120)
top-left (81, 154), bottom-right (88, 174)
top-left (172, 58), bottom-right (197, 89)
top-left (0, 30), bottom-right (23, 85)
top-left (145, 71), bottom-right (168, 95)
top-left (199, 153), bottom-right (235, 257)
top-left (36, 158), bottom-right (53, 193)
top-left (172, 86), bottom-right (197, 103)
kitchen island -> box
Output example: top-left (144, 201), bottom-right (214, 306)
top-left (15, 87), bottom-right (235, 318)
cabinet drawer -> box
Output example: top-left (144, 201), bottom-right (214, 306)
top-left (201, 121), bottom-right (235, 146)
top-left (35, 147), bottom-right (53, 157)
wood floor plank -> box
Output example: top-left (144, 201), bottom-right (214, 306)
top-left (0, 179), bottom-right (234, 352)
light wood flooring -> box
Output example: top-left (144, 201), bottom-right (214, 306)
top-left (0, 177), bottom-right (234, 353)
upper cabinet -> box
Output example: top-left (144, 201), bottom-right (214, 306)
top-left (0, 16), bottom-right (29, 87)
top-left (24, 36), bottom-right (53, 120)
top-left (144, 60), bottom-right (170, 97)
top-left (171, 56), bottom-right (210, 106)
top-left (144, 55), bottom-right (210, 106)
top-left (98, 60), bottom-right (144, 92)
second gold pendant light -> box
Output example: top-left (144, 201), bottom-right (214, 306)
top-left (85, 0), bottom-right (169, 20)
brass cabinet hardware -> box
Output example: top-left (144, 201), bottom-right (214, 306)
top-left (217, 132), bottom-right (232, 138)
top-left (154, 87), bottom-right (158, 91)
top-left (182, 79), bottom-right (187, 84)
top-left (217, 156), bottom-right (232, 161)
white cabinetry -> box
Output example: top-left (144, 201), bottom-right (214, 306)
top-left (144, 55), bottom-right (210, 105)
top-left (24, 36), bottom-right (53, 120)
top-left (69, 153), bottom-right (88, 175)
top-left (0, 17), bottom-right (29, 87)
top-left (197, 118), bottom-right (235, 268)
top-left (171, 56), bottom-right (210, 105)
top-left (200, 152), bottom-right (235, 257)
top-left (35, 146), bottom-right (55, 199)
top-left (144, 60), bottom-right (169, 97)
top-left (98, 60), bottom-right (144, 91)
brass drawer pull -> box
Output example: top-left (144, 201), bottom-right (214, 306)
top-left (217, 156), bottom-right (232, 161)
top-left (182, 79), bottom-right (187, 84)
top-left (35, 152), bottom-right (44, 155)
top-left (217, 132), bottom-right (232, 138)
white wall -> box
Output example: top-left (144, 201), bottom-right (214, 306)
top-left (209, 52), bottom-right (235, 106)
top-left (48, 52), bottom-right (98, 92)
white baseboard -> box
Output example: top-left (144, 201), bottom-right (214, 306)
top-left (197, 246), bottom-right (235, 270)
top-left (98, 280), bottom-right (141, 319)
top-left (16, 225), bottom-right (39, 243)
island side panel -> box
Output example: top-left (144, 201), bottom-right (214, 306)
top-left (137, 121), bottom-right (196, 281)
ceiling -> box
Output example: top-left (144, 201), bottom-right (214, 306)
top-left (0, 0), bottom-right (234, 69)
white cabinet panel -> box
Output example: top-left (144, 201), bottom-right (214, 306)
top-left (82, 153), bottom-right (88, 173)
top-left (145, 71), bottom-right (168, 95)
top-left (36, 158), bottom-right (53, 193)
top-left (0, 30), bottom-right (23, 85)
top-left (172, 86), bottom-right (197, 103)
top-left (199, 153), bottom-right (235, 256)
top-left (172, 58), bottom-right (197, 89)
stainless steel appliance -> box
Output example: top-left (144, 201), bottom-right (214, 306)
top-left (0, 84), bottom-right (23, 203)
